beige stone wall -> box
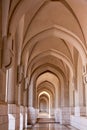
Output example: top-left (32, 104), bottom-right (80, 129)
top-left (0, 103), bottom-right (8, 130)
top-left (0, 0), bottom-right (2, 68)
top-left (0, 70), bottom-right (6, 101)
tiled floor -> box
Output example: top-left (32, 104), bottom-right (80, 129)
top-left (24, 123), bottom-right (79, 130)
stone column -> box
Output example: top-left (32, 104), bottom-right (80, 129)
top-left (83, 73), bottom-right (87, 116)
top-left (69, 77), bottom-right (75, 115)
top-left (55, 85), bottom-right (58, 108)
top-left (23, 90), bottom-right (26, 106)
top-left (60, 81), bottom-right (70, 125)
top-left (18, 70), bottom-right (29, 130)
top-left (23, 77), bottom-right (28, 106)
top-left (7, 51), bottom-right (17, 130)
top-left (18, 80), bottom-right (25, 106)
top-left (0, 69), bottom-right (8, 130)
top-left (23, 90), bottom-right (28, 128)
top-left (0, 39), bottom-right (8, 130)
top-left (27, 80), bottom-right (38, 125)
top-left (1, 33), bottom-right (15, 103)
top-left (21, 79), bottom-right (25, 106)
top-left (28, 80), bottom-right (33, 107)
top-left (17, 65), bottom-right (24, 105)
top-left (18, 84), bottom-right (22, 105)
top-left (7, 66), bottom-right (15, 103)
top-left (0, 69), bottom-right (6, 101)
top-left (17, 77), bottom-right (25, 130)
top-left (85, 84), bottom-right (87, 116)
top-left (0, 1), bottom-right (11, 129)
top-left (54, 85), bottom-right (60, 122)
top-left (74, 74), bottom-right (86, 117)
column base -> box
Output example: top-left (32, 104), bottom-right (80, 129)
top-left (28, 107), bottom-right (38, 125)
top-left (60, 107), bottom-right (70, 124)
top-left (54, 107), bottom-right (70, 124)
top-left (54, 108), bottom-right (60, 122)
top-left (75, 106), bottom-right (86, 116)
top-left (70, 107), bottom-right (75, 115)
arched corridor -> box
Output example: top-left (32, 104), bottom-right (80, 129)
top-left (0, 0), bottom-right (87, 130)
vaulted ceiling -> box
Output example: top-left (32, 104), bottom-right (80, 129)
top-left (2, 0), bottom-right (87, 106)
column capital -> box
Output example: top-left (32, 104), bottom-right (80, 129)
top-left (83, 64), bottom-right (87, 75)
top-left (2, 35), bottom-right (15, 69)
top-left (83, 73), bottom-right (87, 85)
top-left (17, 65), bottom-right (24, 84)
top-left (24, 77), bottom-right (29, 90)
top-left (71, 76), bottom-right (77, 90)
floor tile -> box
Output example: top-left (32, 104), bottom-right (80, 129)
top-left (24, 123), bottom-right (79, 130)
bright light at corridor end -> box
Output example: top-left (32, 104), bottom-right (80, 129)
top-left (38, 91), bottom-right (51, 118)
top-left (39, 91), bottom-right (50, 97)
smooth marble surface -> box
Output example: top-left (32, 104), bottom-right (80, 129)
top-left (24, 123), bottom-right (79, 130)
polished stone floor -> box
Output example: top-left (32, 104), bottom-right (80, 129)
top-left (24, 123), bottom-right (79, 130)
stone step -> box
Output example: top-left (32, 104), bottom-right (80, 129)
top-left (37, 118), bottom-right (55, 123)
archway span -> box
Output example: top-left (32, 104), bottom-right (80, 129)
top-left (29, 64), bottom-right (66, 86)
top-left (37, 81), bottom-right (55, 93)
top-left (8, 0), bottom-right (85, 45)
top-left (8, 0), bottom-right (47, 35)
top-left (39, 91), bottom-right (50, 98)
top-left (28, 56), bottom-right (67, 79)
top-left (25, 38), bottom-right (73, 68)
top-left (23, 0), bottom-right (85, 45)
top-left (27, 50), bottom-right (74, 78)
top-left (36, 71), bottom-right (59, 89)
top-left (22, 25), bottom-right (87, 65)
